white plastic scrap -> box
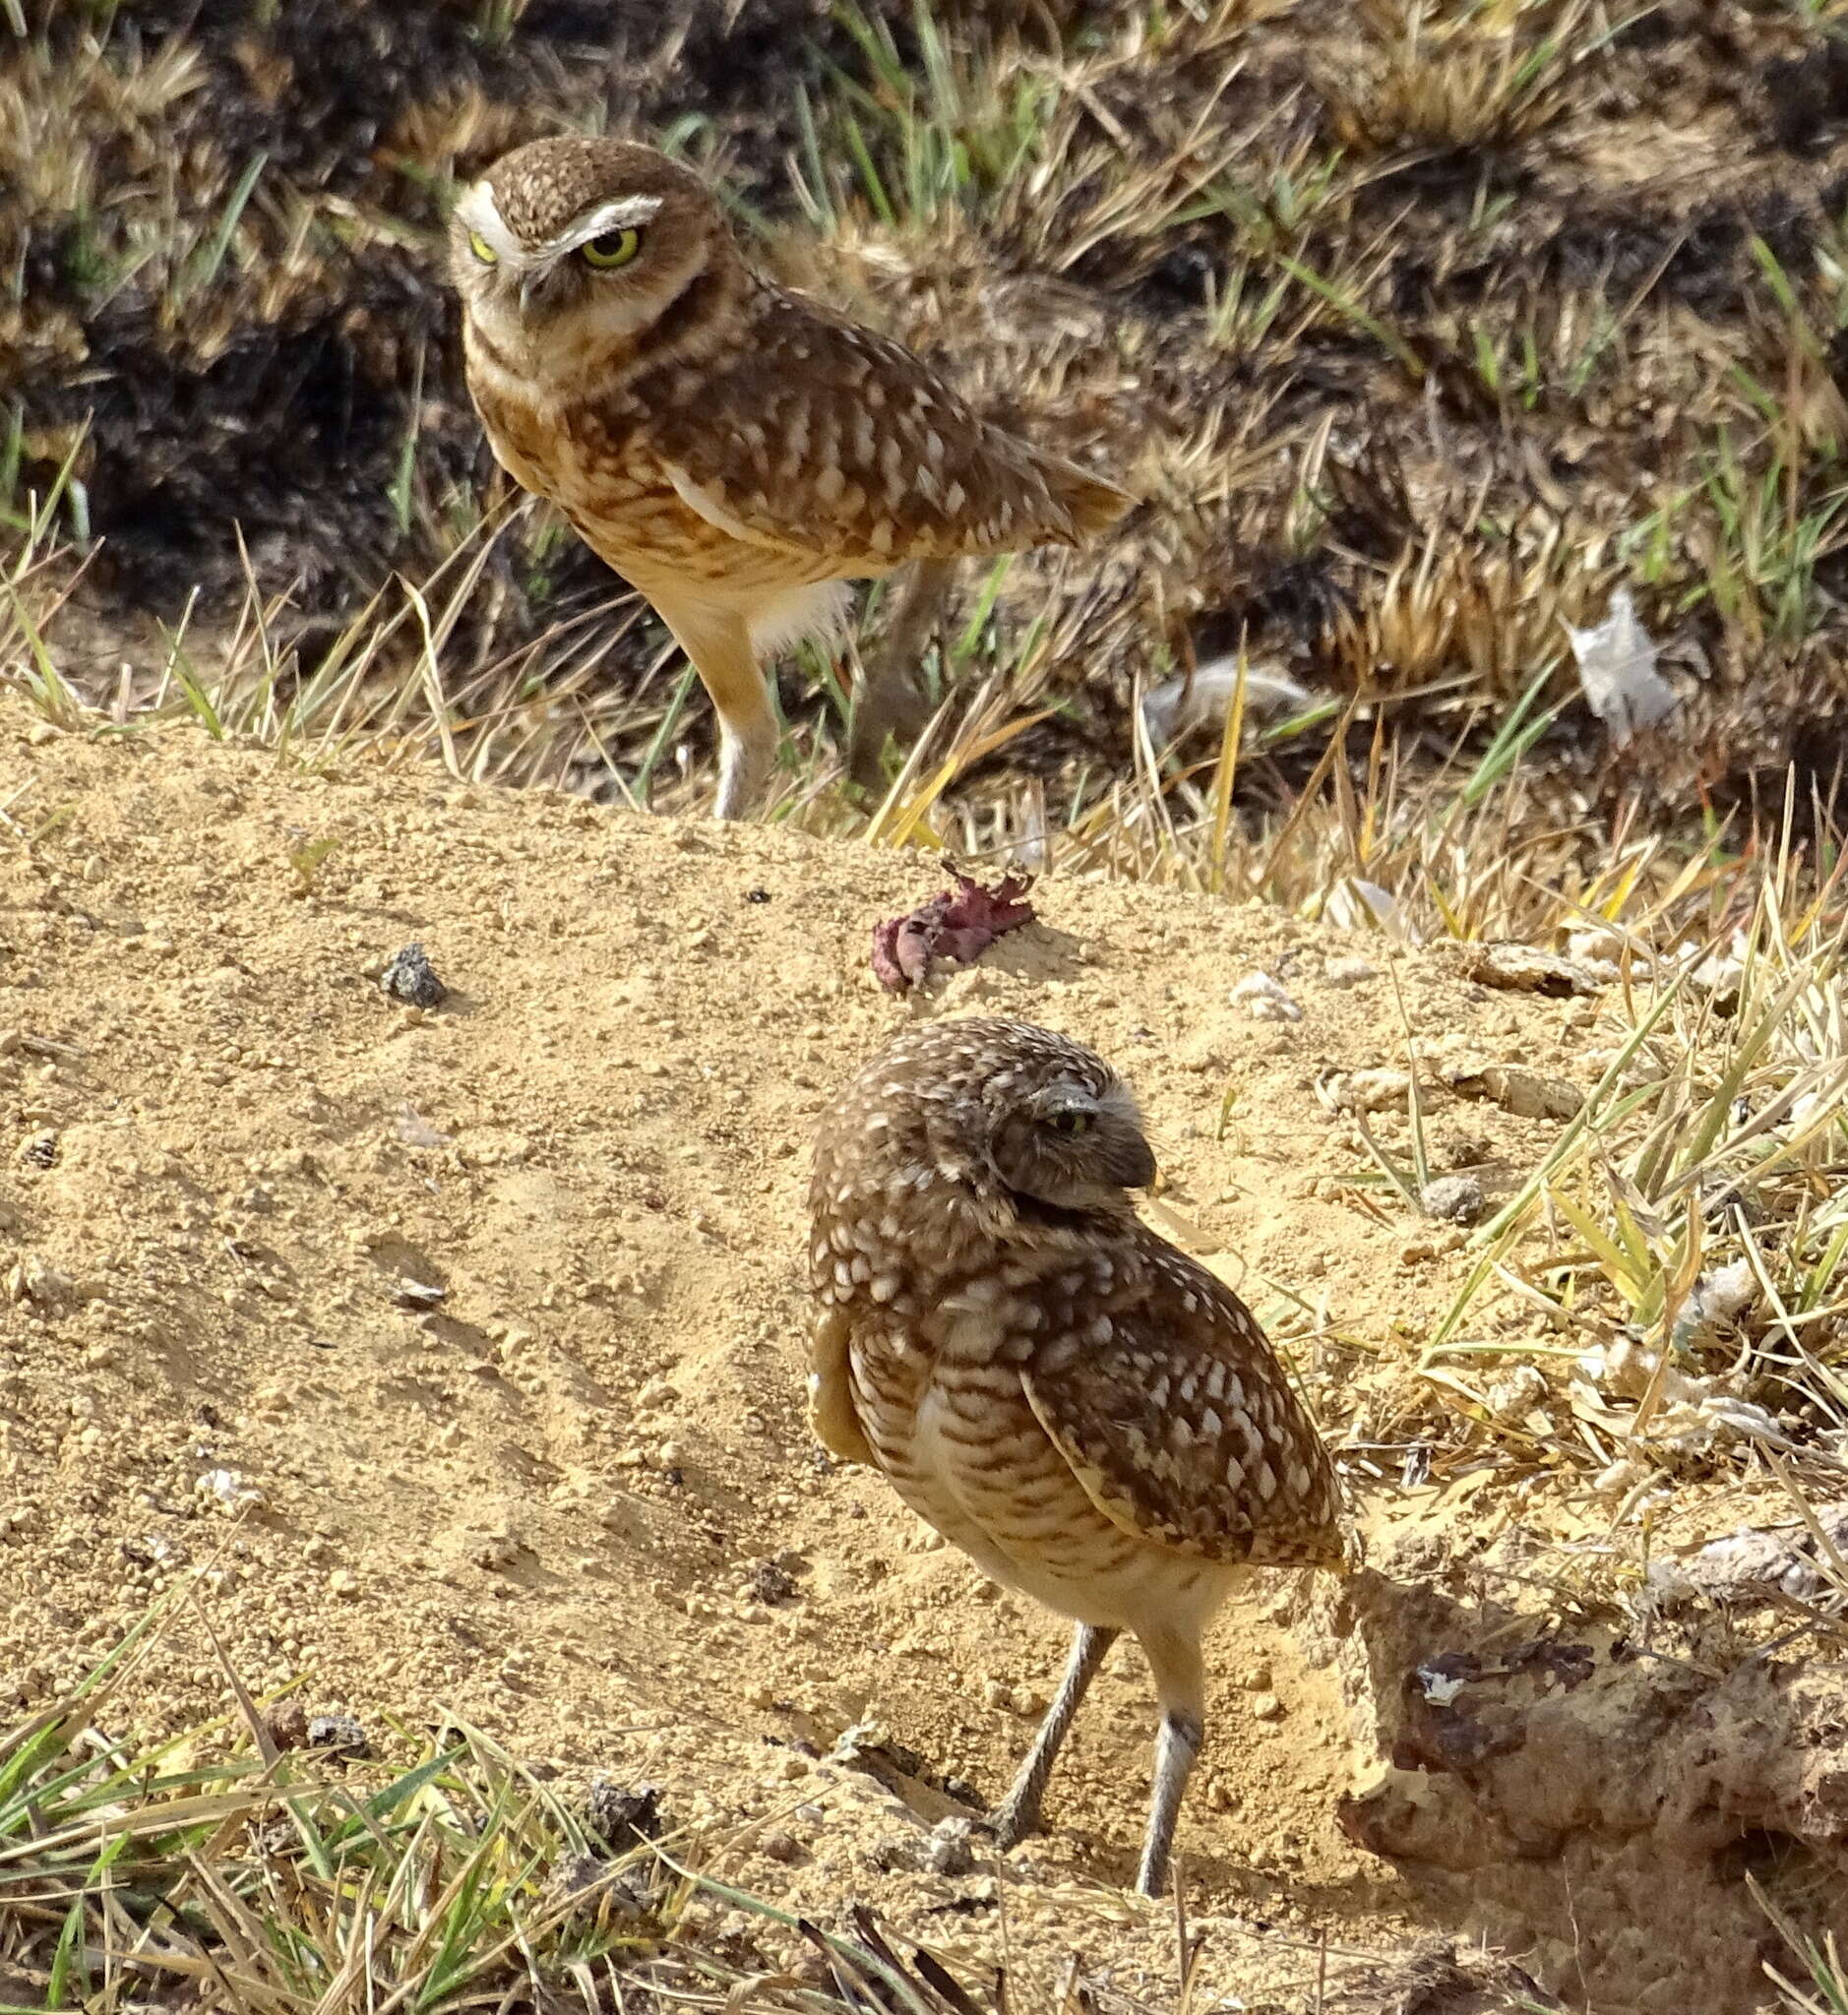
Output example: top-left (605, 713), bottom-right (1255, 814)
top-left (197, 1467), bottom-right (265, 1513)
top-left (1687, 930), bottom-right (1749, 1000)
top-left (1593, 1397), bottom-right (1805, 1493)
top-left (1140, 654), bottom-right (1313, 749)
top-left (1577, 1265), bottom-right (1756, 1410)
top-left (1564, 588), bottom-right (1676, 742)
top-left (1656, 1394), bottom-right (1801, 1453)
top-left (1231, 971), bottom-right (1303, 1022)
top-left (1417, 1664), bottom-right (1468, 1706)
top-left (1486, 1364), bottom-right (1549, 1422)
top-left (1323, 876), bottom-right (1420, 945)
top-left (1670, 1259), bottom-right (1756, 1350)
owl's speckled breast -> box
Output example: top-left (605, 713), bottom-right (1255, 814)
top-left (844, 1298), bottom-right (1237, 1634)
top-left (466, 368), bottom-right (842, 599)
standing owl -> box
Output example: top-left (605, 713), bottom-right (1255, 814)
top-left (449, 138), bottom-right (1129, 817)
top-left (808, 1016), bottom-right (1347, 1896)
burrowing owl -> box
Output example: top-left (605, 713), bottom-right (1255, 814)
top-left (809, 1017), bottom-right (1346, 1897)
top-left (449, 138), bottom-right (1131, 818)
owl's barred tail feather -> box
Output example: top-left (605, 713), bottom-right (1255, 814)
top-left (1042, 454), bottom-right (1136, 544)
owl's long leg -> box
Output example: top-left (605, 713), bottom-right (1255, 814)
top-left (650, 592), bottom-right (776, 820)
top-left (1135, 1627), bottom-right (1206, 1899)
top-left (847, 557), bottom-right (955, 792)
top-left (988, 1622), bottom-right (1119, 1850)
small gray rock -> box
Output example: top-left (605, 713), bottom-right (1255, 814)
top-left (306, 1712), bottom-right (371, 1759)
top-left (868, 1836), bottom-right (918, 1873)
top-left (1421, 1175), bottom-right (1487, 1225)
top-left (745, 1558), bottom-right (799, 1606)
top-left (925, 1816), bottom-right (977, 1876)
top-left (829, 1721), bottom-right (927, 1779)
top-left (379, 943), bottom-right (447, 1008)
top-left (583, 1779), bottom-right (664, 1853)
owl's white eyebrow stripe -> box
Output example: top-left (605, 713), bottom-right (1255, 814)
top-left (456, 184), bottom-right (522, 264)
top-left (556, 195), bottom-right (664, 250)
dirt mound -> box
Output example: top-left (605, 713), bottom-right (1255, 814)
top-left (1324, 1552), bottom-right (1848, 2011)
top-left (1, 697), bottom-right (1840, 2011)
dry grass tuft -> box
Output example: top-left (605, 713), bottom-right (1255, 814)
top-left (8, 0), bottom-right (1848, 836)
top-left (1386, 822), bottom-right (1848, 1519)
top-left (1320, 0), bottom-right (1598, 155)
top-left (0, 1616), bottom-right (1023, 2015)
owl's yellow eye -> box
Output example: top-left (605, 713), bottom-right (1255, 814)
top-left (581, 227), bottom-right (642, 271)
top-left (467, 229), bottom-right (497, 266)
top-left (1050, 1110), bottom-right (1090, 1136)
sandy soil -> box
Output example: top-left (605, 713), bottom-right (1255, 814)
top-left (1, 695), bottom-right (1836, 2013)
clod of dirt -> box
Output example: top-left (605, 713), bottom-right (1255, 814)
top-left (745, 1558), bottom-right (800, 1606)
top-left (379, 943), bottom-right (447, 1008)
top-left (1444, 1062), bottom-right (1584, 1121)
top-left (9, 1253), bottom-right (71, 1307)
top-left (831, 1720), bottom-right (928, 1780)
top-left (264, 1701), bottom-right (309, 1751)
top-left (1648, 1508), bottom-right (1848, 1610)
top-left (923, 1816), bottom-right (977, 1877)
top-left (1763, 40), bottom-right (1848, 155)
top-left (870, 1814), bottom-right (978, 1878)
top-left (583, 1780), bottom-right (664, 1857)
top-left (306, 1712), bottom-right (371, 1759)
top-left (1420, 1175), bottom-right (1486, 1225)
top-left (545, 1851), bottom-right (657, 1924)
top-left (826, 1722), bottom-right (979, 1815)
top-left (18, 1132), bottom-right (57, 1169)
top-left (1453, 942), bottom-right (1601, 997)
top-left (1233, 971), bottom-right (1303, 1021)
top-left (870, 873), bottom-right (1035, 992)
top-left (1317, 1941), bottom-right (1567, 2014)
top-left (1325, 1561), bottom-right (1848, 2009)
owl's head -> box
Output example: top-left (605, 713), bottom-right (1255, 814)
top-left (450, 138), bottom-right (735, 371)
top-left (979, 1027), bottom-right (1157, 1219)
top-left (819, 1018), bottom-right (1158, 1238)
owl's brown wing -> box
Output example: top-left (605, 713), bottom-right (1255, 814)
top-left (1020, 1247), bottom-right (1346, 1568)
top-left (647, 285), bottom-right (1129, 570)
top-left (808, 1305), bottom-right (877, 1467)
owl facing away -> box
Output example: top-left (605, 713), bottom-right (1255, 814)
top-left (808, 1015), bottom-right (1346, 1896)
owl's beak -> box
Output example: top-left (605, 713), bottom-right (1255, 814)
top-left (1105, 1130), bottom-right (1158, 1191)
